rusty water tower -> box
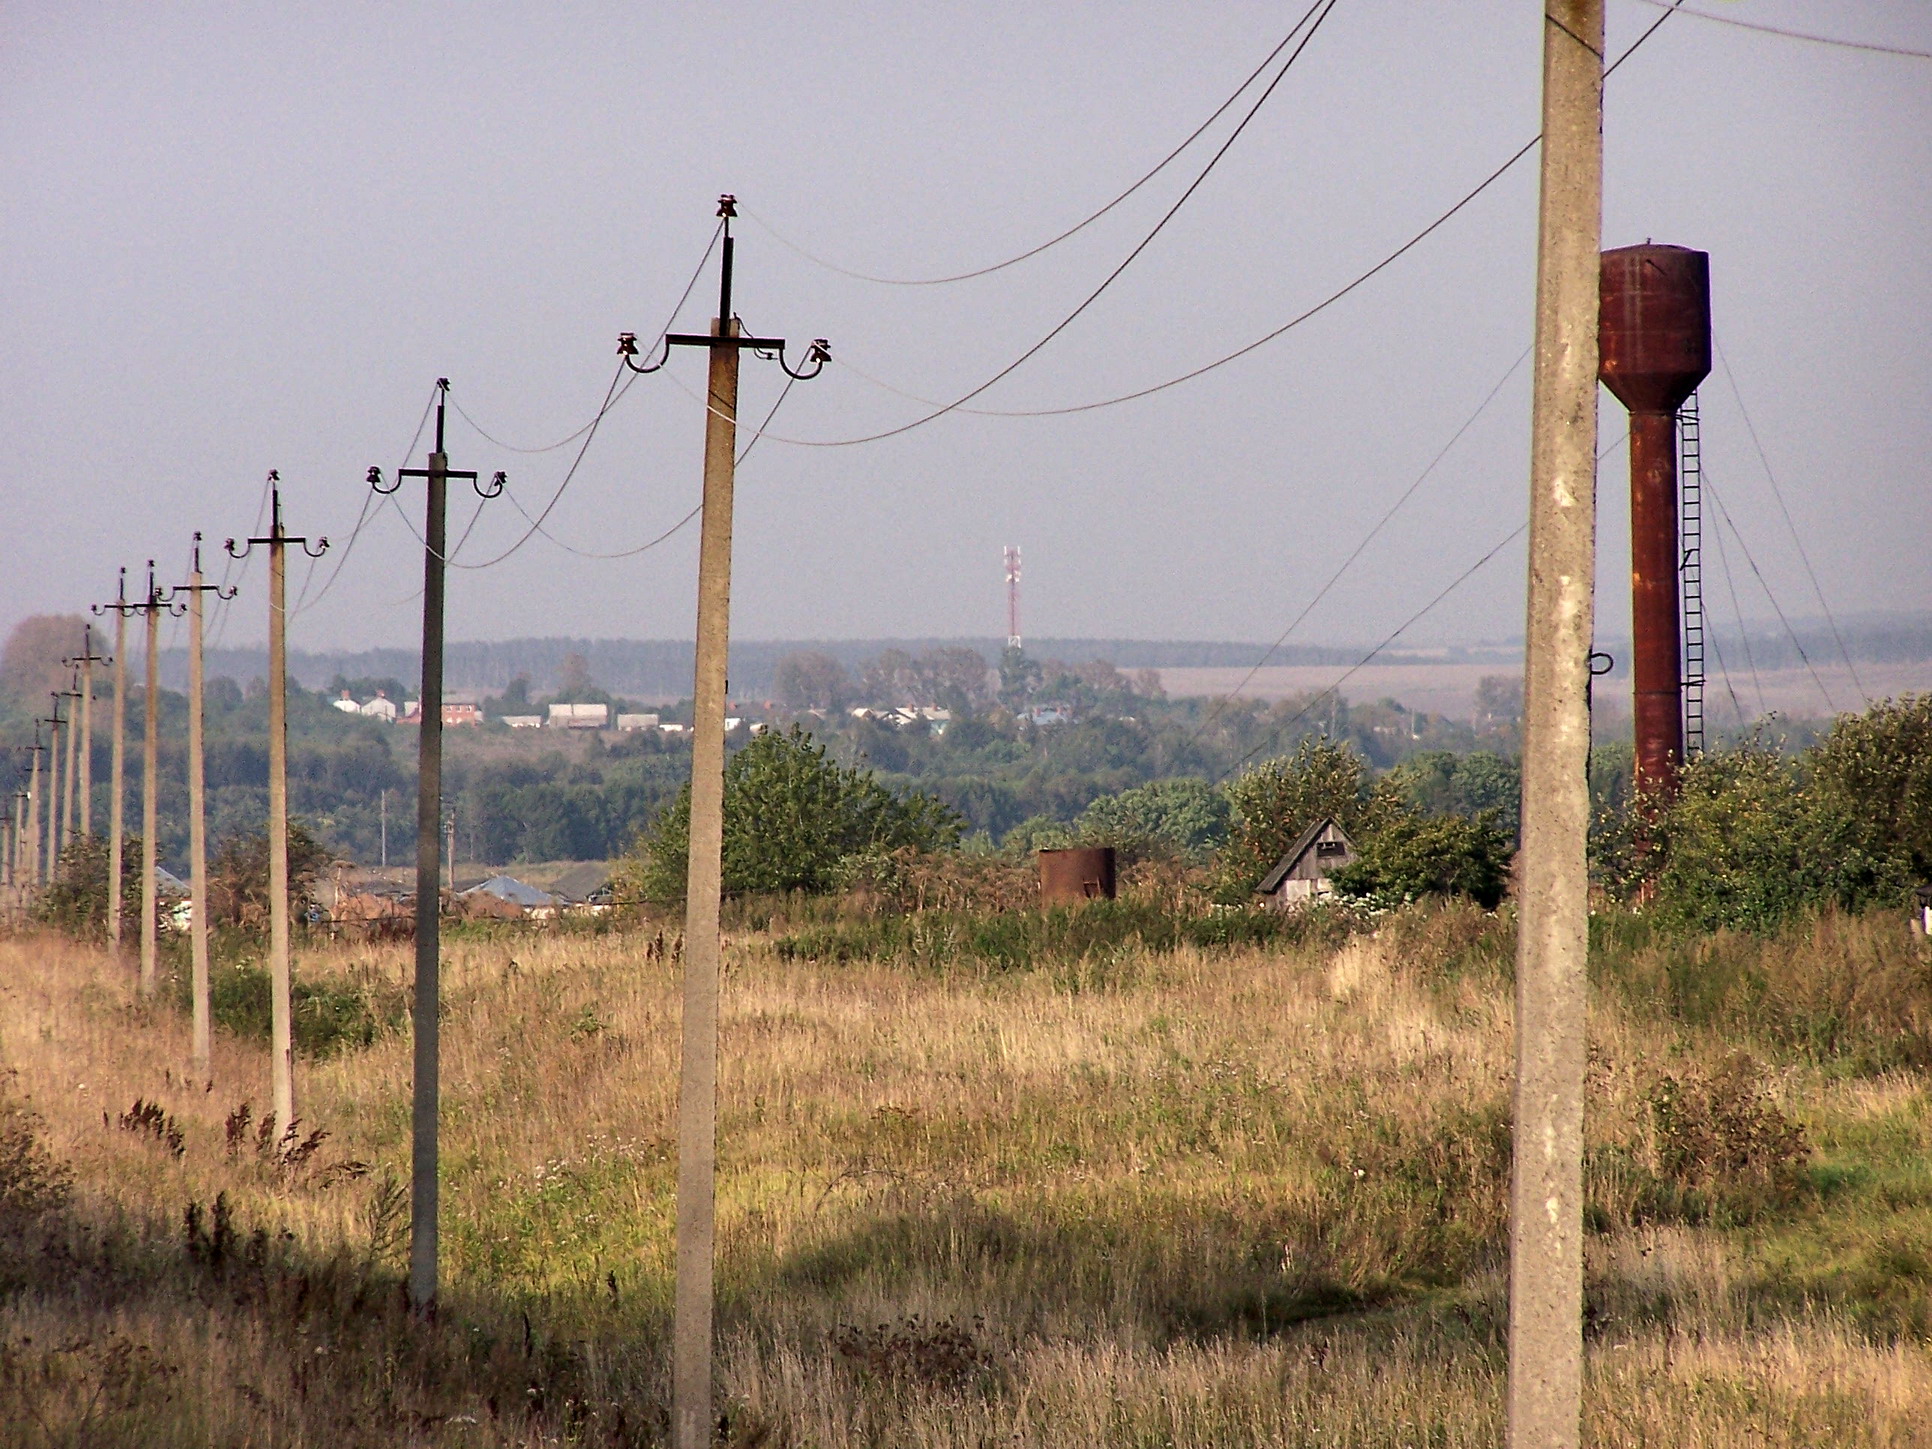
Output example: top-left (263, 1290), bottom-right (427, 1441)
top-left (1599, 243), bottom-right (1711, 802)
top-left (1038, 847), bottom-right (1116, 906)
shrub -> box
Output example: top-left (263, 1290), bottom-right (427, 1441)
top-left (617, 726), bottom-right (961, 903)
top-left (1213, 740), bottom-right (1403, 903)
top-left (1328, 812), bottom-right (1513, 910)
top-left (1651, 744), bottom-right (1912, 933)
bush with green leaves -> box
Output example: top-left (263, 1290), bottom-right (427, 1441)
top-left (33, 832), bottom-right (155, 939)
top-left (618, 726), bottom-right (961, 902)
top-left (1807, 693), bottom-right (1932, 876)
top-left (1072, 776), bottom-right (1230, 865)
top-left (1329, 811), bottom-right (1513, 910)
top-left (1212, 739), bottom-right (1404, 903)
top-left (1648, 742), bottom-right (1911, 934)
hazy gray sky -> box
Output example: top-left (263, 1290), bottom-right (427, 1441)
top-left (3, 2), bottom-right (1927, 658)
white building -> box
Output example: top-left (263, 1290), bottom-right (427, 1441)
top-left (548, 702), bottom-right (609, 729)
top-left (359, 691), bottom-right (398, 722)
top-left (332, 691), bottom-right (361, 715)
top-left (616, 712), bottom-right (660, 732)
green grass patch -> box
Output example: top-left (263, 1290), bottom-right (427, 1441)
top-left (770, 900), bottom-right (1344, 973)
top-left (173, 960), bottom-right (406, 1058)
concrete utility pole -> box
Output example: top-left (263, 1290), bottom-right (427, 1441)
top-left (138, 562), bottom-right (181, 995)
top-left (177, 536), bottom-right (236, 1079)
top-left (44, 694), bottom-right (69, 881)
top-left (59, 677), bottom-right (80, 857)
top-left (620, 194), bottom-right (828, 1449)
top-left (25, 738), bottom-right (46, 889)
top-left (1509, 4), bottom-right (1603, 1449)
top-left (367, 381), bottom-right (503, 1312)
top-left (228, 482), bottom-right (327, 1128)
top-left (67, 626), bottom-right (110, 840)
top-left (95, 571), bottom-right (137, 951)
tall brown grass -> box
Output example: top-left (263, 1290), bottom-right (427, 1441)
top-left (2, 903), bottom-right (1930, 1445)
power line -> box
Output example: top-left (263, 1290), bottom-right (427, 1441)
top-left (442, 365), bottom-right (626, 570)
top-left (1186, 345), bottom-right (1531, 746)
top-left (758, 2), bottom-right (1682, 441)
top-left (754, 0), bottom-right (1343, 449)
top-left (1707, 499), bottom-right (1767, 717)
top-left (450, 220), bottom-right (724, 454)
top-left (741, 6), bottom-right (1329, 287)
top-left (1704, 469), bottom-right (1836, 714)
top-left (293, 386), bottom-right (440, 619)
top-left (1713, 337), bottom-right (1865, 701)
top-left (1218, 521), bottom-right (1528, 780)
top-left (1628, 0), bottom-right (1932, 60)
top-left (494, 372), bottom-right (800, 562)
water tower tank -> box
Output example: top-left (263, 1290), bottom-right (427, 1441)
top-left (1599, 244), bottom-right (1711, 803)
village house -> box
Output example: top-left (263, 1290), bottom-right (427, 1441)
top-left (548, 702), bottom-right (609, 729)
top-left (1255, 817), bottom-right (1359, 910)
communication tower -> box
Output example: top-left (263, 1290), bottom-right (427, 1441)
top-left (1004, 546), bottom-right (1022, 649)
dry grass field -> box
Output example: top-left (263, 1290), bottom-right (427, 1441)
top-left (3, 905), bottom-right (1932, 1446)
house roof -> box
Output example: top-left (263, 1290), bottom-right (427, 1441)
top-left (546, 862), bottom-right (612, 902)
top-left (459, 874), bottom-right (555, 907)
top-left (1255, 817), bottom-right (1355, 895)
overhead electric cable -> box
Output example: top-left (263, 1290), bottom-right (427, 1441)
top-left (746, 0), bottom-right (1343, 449)
top-left (293, 386), bottom-right (439, 619)
top-left (1704, 471), bottom-right (1836, 713)
top-left (451, 221), bottom-right (724, 454)
top-left (496, 372), bottom-right (799, 562)
top-left (742, 6), bottom-right (1327, 286)
top-left (1714, 338), bottom-right (1865, 701)
top-left (442, 365), bottom-right (626, 570)
top-left (1628, 0), bottom-right (1932, 59)
top-left (1185, 346), bottom-right (1531, 746)
top-left (759, 1), bottom-right (1682, 440)
top-left (1218, 521), bottom-right (1528, 779)
top-left (1708, 501), bottom-right (1767, 716)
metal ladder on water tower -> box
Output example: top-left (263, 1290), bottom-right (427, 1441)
top-left (1678, 392), bottom-right (1706, 757)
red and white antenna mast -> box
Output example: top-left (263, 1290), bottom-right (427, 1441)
top-left (1003, 546), bottom-right (1022, 650)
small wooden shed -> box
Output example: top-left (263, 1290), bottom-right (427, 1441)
top-left (1255, 817), bottom-right (1359, 911)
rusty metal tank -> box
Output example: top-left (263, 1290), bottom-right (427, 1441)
top-left (1038, 847), bottom-right (1117, 906)
top-left (1599, 244), bottom-right (1711, 803)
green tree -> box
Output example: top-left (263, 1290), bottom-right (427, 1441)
top-left (1213, 739), bottom-right (1401, 901)
top-left (620, 726), bottom-right (960, 901)
top-left (1808, 694), bottom-right (1932, 876)
top-left (998, 646), bottom-right (1042, 706)
top-left (1650, 744), bottom-right (1910, 933)
top-left (1329, 812), bottom-right (1513, 909)
top-left (1074, 776), bottom-right (1230, 864)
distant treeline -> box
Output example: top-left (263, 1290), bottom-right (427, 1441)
top-left (168, 637), bottom-right (1512, 700)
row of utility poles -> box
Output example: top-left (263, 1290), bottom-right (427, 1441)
top-left (8, 1), bottom-right (1605, 1426)
top-left (4, 494), bottom-right (324, 1118)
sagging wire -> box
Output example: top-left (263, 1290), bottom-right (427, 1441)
top-left (1714, 336), bottom-right (1865, 701)
top-left (741, 4), bottom-right (1329, 287)
top-left (1704, 469), bottom-right (1837, 714)
top-left (292, 385), bottom-right (440, 619)
top-left (1184, 346), bottom-right (1532, 748)
top-left (1627, 0), bottom-right (1932, 60)
top-left (452, 220), bottom-right (724, 448)
top-left (1217, 522), bottom-right (1529, 781)
top-left (1707, 491), bottom-right (1767, 717)
top-left (767, 1), bottom-right (1685, 441)
top-left (494, 371), bottom-right (800, 562)
top-left (744, 0), bottom-right (1343, 448)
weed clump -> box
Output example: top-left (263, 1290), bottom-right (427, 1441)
top-left (184, 961), bottom-right (404, 1057)
top-left (116, 1099), bottom-right (186, 1158)
top-left (832, 1316), bottom-right (998, 1392)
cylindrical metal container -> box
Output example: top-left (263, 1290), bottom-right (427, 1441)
top-left (1038, 846), bottom-right (1117, 906)
top-left (1599, 244), bottom-right (1711, 801)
